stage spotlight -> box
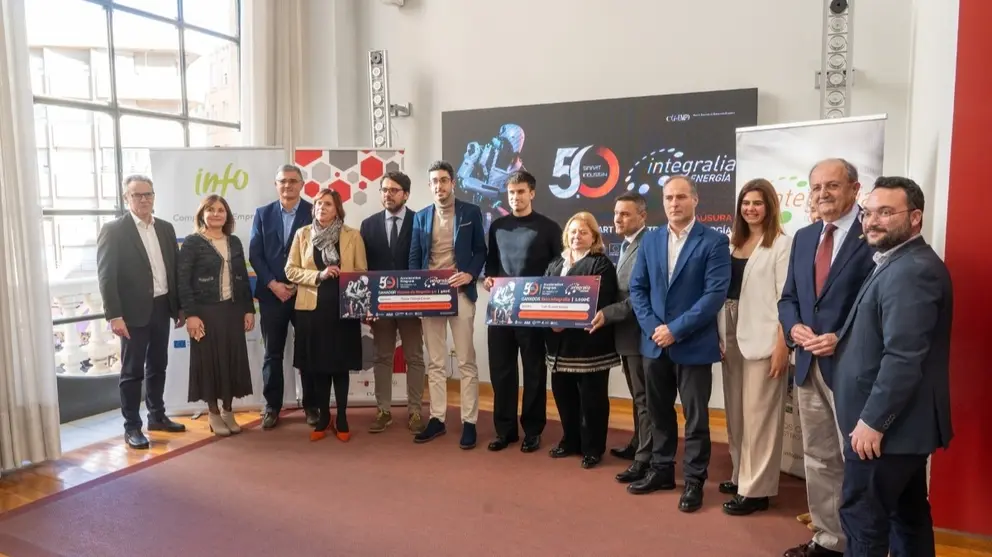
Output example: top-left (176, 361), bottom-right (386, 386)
top-left (368, 49), bottom-right (392, 147)
top-left (367, 49), bottom-right (412, 148)
top-left (817, 0), bottom-right (853, 118)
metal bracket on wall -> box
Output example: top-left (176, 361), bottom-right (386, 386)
top-left (389, 103), bottom-right (412, 118)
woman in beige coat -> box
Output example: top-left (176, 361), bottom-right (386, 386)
top-left (285, 188), bottom-right (368, 442)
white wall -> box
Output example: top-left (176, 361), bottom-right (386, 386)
top-left (301, 0), bottom-right (917, 408)
top-left (904, 0), bottom-right (959, 257)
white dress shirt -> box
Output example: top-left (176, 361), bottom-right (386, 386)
top-left (385, 208), bottom-right (406, 246)
top-left (818, 204), bottom-right (861, 264)
top-left (668, 219), bottom-right (695, 283)
top-left (131, 212), bottom-right (169, 296)
top-left (561, 249), bottom-right (589, 276)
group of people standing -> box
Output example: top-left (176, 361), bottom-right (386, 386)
top-left (96, 156), bottom-right (952, 557)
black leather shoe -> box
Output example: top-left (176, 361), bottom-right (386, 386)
top-left (520, 435), bottom-right (541, 453)
top-left (609, 444), bottom-right (637, 461)
top-left (305, 408), bottom-right (319, 427)
top-left (125, 430), bottom-right (150, 449)
top-left (679, 482), bottom-right (704, 513)
top-left (147, 417), bottom-right (186, 433)
top-left (262, 411), bottom-right (279, 429)
top-left (722, 494), bottom-right (769, 516)
top-left (487, 436), bottom-right (519, 451)
top-left (719, 481), bottom-right (738, 495)
top-left (615, 461), bottom-right (648, 483)
top-left (627, 469), bottom-right (676, 494)
top-left (580, 455), bottom-right (601, 469)
top-left (783, 541), bottom-right (844, 557)
top-left (549, 444), bottom-right (577, 459)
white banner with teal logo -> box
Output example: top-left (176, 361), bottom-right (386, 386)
top-left (735, 114), bottom-right (887, 478)
top-left (149, 147), bottom-right (293, 415)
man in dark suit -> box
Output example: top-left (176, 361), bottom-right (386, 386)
top-left (409, 160), bottom-right (487, 450)
top-left (834, 176), bottom-right (952, 557)
top-left (589, 192), bottom-right (652, 478)
top-left (778, 158), bottom-right (876, 557)
top-left (627, 176), bottom-right (731, 513)
top-left (96, 175), bottom-right (187, 449)
top-left (249, 164), bottom-right (313, 429)
top-left (359, 170), bottom-right (427, 435)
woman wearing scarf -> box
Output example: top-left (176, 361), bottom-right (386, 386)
top-left (286, 188), bottom-right (368, 441)
top-left (544, 211), bottom-right (620, 469)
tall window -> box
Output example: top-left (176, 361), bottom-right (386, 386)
top-left (28, 0), bottom-right (241, 374)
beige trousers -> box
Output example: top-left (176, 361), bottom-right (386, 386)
top-left (371, 317), bottom-right (426, 415)
top-left (796, 359), bottom-right (846, 553)
top-left (721, 300), bottom-right (789, 497)
top-left (421, 292), bottom-right (478, 424)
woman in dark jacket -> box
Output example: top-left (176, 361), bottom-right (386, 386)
top-left (177, 194), bottom-right (256, 437)
top-left (545, 211), bottom-right (620, 469)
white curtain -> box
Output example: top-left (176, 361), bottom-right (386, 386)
top-left (241, 0), bottom-right (306, 153)
top-left (0, 0), bottom-right (62, 470)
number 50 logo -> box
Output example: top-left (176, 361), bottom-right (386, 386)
top-left (549, 145), bottom-right (620, 199)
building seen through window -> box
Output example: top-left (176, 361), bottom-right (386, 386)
top-left (27, 0), bottom-right (241, 378)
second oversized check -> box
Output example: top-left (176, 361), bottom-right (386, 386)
top-left (486, 276), bottom-right (600, 328)
top-left (339, 270), bottom-right (458, 319)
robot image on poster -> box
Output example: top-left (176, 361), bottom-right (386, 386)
top-left (455, 123), bottom-right (526, 230)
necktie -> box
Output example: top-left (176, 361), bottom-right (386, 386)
top-left (620, 239), bottom-right (631, 260)
top-left (814, 223), bottom-right (837, 296)
top-left (389, 216), bottom-right (399, 251)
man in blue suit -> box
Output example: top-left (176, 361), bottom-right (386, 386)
top-left (248, 164), bottom-right (313, 429)
top-left (409, 160), bottom-right (487, 449)
top-left (834, 177), bottom-right (952, 557)
top-left (779, 158), bottom-right (876, 557)
top-left (627, 175), bottom-right (731, 514)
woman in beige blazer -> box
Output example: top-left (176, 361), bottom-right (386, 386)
top-left (285, 188), bottom-right (368, 442)
top-left (717, 178), bottom-right (792, 516)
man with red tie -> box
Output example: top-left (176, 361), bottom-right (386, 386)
top-left (777, 159), bottom-right (876, 557)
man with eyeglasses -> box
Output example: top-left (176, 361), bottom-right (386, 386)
top-left (409, 160), bottom-right (487, 449)
top-left (359, 171), bottom-right (427, 434)
top-left (249, 164), bottom-right (313, 429)
top-left (778, 158), bottom-right (876, 557)
top-left (97, 174), bottom-right (187, 449)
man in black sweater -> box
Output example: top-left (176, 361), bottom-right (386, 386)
top-left (483, 170), bottom-right (563, 453)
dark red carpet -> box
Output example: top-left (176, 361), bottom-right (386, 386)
top-left (0, 408), bottom-right (811, 556)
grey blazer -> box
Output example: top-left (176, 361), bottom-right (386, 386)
top-left (601, 228), bottom-right (647, 356)
top-left (834, 236), bottom-right (953, 456)
top-left (96, 215), bottom-right (180, 327)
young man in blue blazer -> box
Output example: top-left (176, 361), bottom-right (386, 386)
top-left (408, 161), bottom-right (487, 449)
top-left (627, 176), bottom-right (731, 514)
top-left (249, 164), bottom-right (313, 429)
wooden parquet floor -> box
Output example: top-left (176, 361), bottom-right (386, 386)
top-left (0, 387), bottom-right (986, 557)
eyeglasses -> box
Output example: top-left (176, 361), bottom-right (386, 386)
top-left (277, 179), bottom-right (301, 185)
top-left (130, 192), bottom-right (155, 200)
top-left (862, 208), bottom-right (912, 221)
top-left (430, 177), bottom-right (452, 186)
top-left (380, 187), bottom-right (404, 195)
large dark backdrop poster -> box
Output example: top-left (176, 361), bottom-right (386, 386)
top-left (442, 88), bottom-right (758, 261)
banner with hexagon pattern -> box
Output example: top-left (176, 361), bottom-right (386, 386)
top-left (293, 148), bottom-right (409, 405)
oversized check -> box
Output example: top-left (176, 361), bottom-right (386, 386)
top-left (486, 276), bottom-right (600, 328)
top-left (339, 270), bottom-right (458, 319)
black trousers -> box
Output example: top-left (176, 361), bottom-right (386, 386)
top-left (258, 298), bottom-right (296, 412)
top-left (300, 371), bottom-right (350, 413)
top-left (644, 354), bottom-right (712, 483)
top-left (488, 326), bottom-right (547, 439)
top-left (119, 295), bottom-right (171, 432)
top-left (551, 370), bottom-right (610, 458)
top-left (840, 450), bottom-right (934, 557)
